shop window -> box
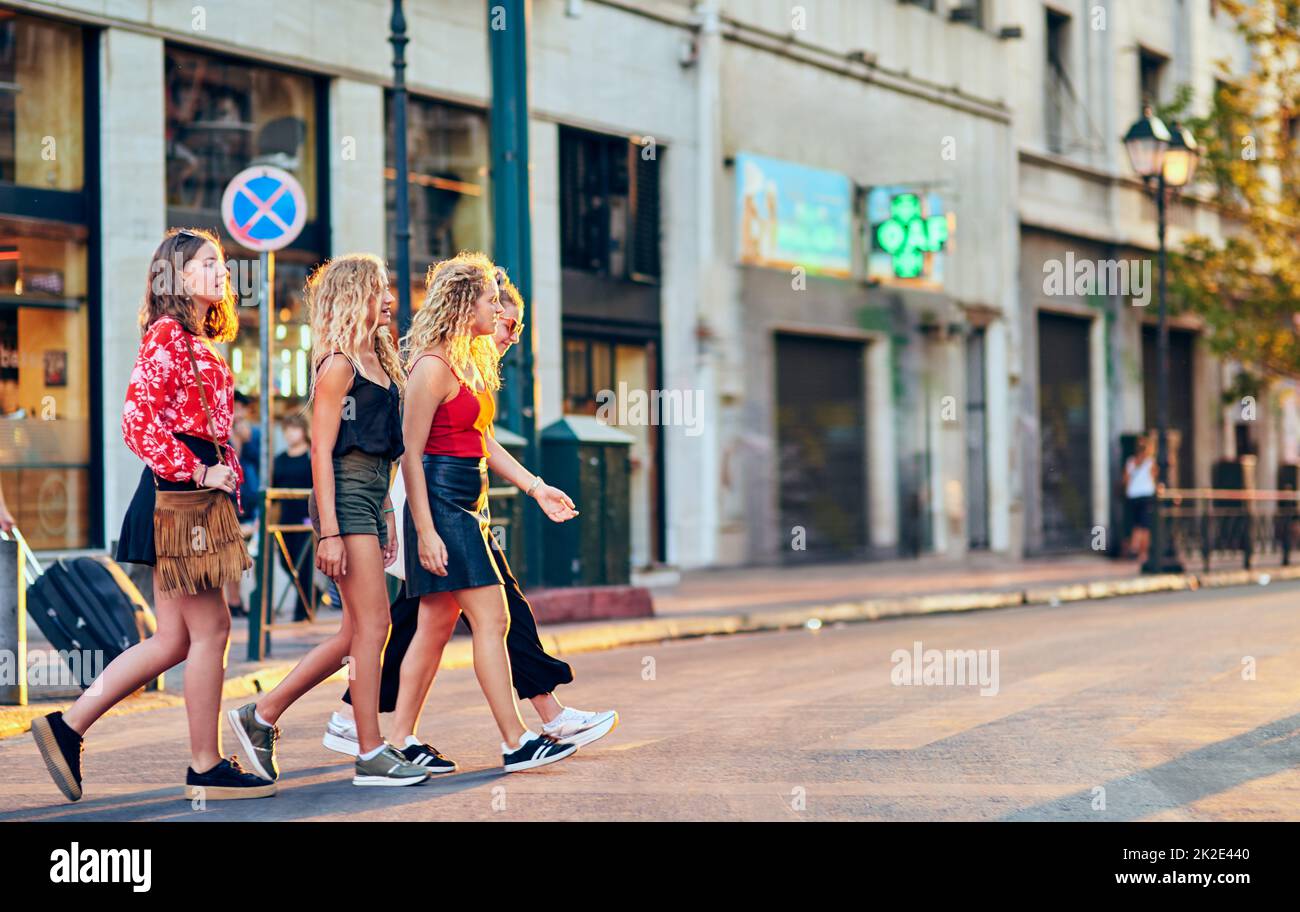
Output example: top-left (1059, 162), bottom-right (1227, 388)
top-left (0, 218), bottom-right (90, 549)
top-left (164, 46), bottom-right (325, 445)
top-left (385, 95), bottom-right (492, 284)
top-left (164, 45), bottom-right (319, 222)
top-left (225, 256), bottom-right (314, 405)
top-left (0, 11), bottom-right (84, 191)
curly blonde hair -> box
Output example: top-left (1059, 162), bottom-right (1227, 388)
top-left (306, 253), bottom-right (405, 398)
top-left (401, 251), bottom-right (500, 391)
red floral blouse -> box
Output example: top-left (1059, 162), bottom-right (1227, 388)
top-left (121, 316), bottom-right (244, 502)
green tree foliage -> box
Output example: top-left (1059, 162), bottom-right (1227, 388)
top-left (1165, 0), bottom-right (1300, 380)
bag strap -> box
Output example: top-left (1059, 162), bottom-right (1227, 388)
top-left (154, 332), bottom-right (229, 489)
top-left (184, 335), bottom-right (219, 443)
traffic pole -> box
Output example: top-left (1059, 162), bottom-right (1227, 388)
top-left (391, 0), bottom-right (413, 331)
top-left (489, 0), bottom-right (542, 587)
top-left (248, 250), bottom-right (274, 660)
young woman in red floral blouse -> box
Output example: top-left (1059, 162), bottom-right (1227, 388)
top-left (30, 228), bottom-right (274, 803)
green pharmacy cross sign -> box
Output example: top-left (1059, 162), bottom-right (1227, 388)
top-left (873, 192), bottom-right (949, 280)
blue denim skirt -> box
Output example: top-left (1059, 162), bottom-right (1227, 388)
top-left (404, 454), bottom-right (503, 596)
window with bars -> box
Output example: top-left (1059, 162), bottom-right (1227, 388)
top-left (559, 126), bottom-right (662, 283)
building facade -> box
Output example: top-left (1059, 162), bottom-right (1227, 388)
top-left (0, 0), bottom-right (707, 569)
top-left (1004, 0), bottom-right (1298, 557)
top-left (704, 0), bottom-right (1017, 565)
top-left (2, 0), bottom-right (1294, 573)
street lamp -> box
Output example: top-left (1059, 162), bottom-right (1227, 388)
top-left (1122, 107), bottom-right (1200, 574)
top-left (390, 0), bottom-right (412, 331)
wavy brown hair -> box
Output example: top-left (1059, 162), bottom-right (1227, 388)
top-left (401, 251), bottom-right (500, 391)
top-left (306, 253), bottom-right (405, 398)
top-left (139, 227), bottom-right (239, 341)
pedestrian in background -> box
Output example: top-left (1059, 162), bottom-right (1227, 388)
top-left (224, 412), bottom-right (258, 617)
top-left (1124, 433), bottom-right (1158, 564)
top-left (273, 412), bottom-right (315, 621)
top-left (0, 479), bottom-right (14, 531)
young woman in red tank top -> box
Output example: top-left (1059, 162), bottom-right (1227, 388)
top-left (326, 268), bottom-right (619, 765)
top-left (397, 252), bottom-right (581, 772)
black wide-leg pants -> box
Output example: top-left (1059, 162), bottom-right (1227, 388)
top-left (343, 540), bottom-right (574, 712)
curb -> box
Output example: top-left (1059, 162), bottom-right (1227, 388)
top-left (3, 563), bottom-right (1298, 739)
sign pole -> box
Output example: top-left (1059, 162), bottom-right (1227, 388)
top-left (219, 164), bottom-right (305, 659)
top-left (248, 250), bottom-right (273, 661)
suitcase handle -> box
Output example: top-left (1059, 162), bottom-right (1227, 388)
top-left (0, 525), bottom-right (44, 588)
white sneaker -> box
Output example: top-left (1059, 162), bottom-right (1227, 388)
top-left (322, 712), bottom-right (359, 757)
top-left (541, 707), bottom-right (619, 748)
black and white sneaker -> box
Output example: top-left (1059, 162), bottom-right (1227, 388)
top-left (502, 731), bottom-right (578, 773)
top-left (400, 738), bottom-right (458, 775)
top-left (31, 711), bottom-right (84, 802)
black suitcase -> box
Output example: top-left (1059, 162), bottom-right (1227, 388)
top-left (14, 535), bottom-right (160, 690)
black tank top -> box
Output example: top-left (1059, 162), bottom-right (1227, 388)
top-left (323, 355), bottom-right (405, 460)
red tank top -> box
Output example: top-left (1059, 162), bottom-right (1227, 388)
top-left (419, 354), bottom-right (494, 457)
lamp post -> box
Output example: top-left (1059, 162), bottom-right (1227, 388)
top-left (390, 0), bottom-right (412, 330)
top-left (1122, 107), bottom-right (1200, 573)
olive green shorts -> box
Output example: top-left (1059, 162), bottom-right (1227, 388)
top-left (308, 450), bottom-right (392, 548)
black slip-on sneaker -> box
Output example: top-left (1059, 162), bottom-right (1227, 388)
top-left (31, 711), bottom-right (83, 802)
top-left (184, 756), bottom-right (277, 800)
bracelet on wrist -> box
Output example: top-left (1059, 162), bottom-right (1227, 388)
top-left (319, 532), bottom-right (341, 541)
top-left (526, 476), bottom-right (544, 497)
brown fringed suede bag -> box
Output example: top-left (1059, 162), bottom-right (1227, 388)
top-left (152, 335), bottom-right (253, 596)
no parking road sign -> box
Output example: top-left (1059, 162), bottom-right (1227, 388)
top-left (220, 165), bottom-right (307, 252)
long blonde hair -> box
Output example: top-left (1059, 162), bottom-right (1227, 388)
top-left (306, 253), bottom-right (405, 397)
top-left (401, 251), bottom-right (501, 391)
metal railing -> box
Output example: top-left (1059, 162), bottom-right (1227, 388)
top-left (1159, 488), bottom-right (1300, 571)
top-left (251, 488), bottom-right (318, 650)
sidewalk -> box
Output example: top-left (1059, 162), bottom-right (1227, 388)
top-left (4, 552), bottom-right (1298, 738)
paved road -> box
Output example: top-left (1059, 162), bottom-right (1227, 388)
top-left (3, 582), bottom-right (1300, 821)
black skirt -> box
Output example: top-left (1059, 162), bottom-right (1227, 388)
top-left (404, 454), bottom-right (503, 596)
top-left (116, 435), bottom-right (236, 567)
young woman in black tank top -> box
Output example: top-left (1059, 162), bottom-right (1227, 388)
top-left (225, 253), bottom-right (430, 788)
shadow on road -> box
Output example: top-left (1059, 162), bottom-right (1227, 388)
top-left (1000, 712), bottom-right (1300, 821)
top-left (2, 764), bottom-right (508, 822)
